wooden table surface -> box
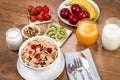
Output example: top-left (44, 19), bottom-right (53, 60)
top-left (0, 0), bottom-right (120, 80)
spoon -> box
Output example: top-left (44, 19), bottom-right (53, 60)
top-left (68, 63), bottom-right (77, 80)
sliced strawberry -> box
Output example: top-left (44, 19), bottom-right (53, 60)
top-left (31, 44), bottom-right (37, 49)
top-left (40, 45), bottom-right (44, 51)
top-left (43, 13), bottom-right (51, 21)
top-left (35, 54), bottom-right (40, 59)
top-left (29, 15), bottom-right (37, 22)
top-left (37, 12), bottom-right (44, 22)
top-left (47, 48), bottom-right (52, 54)
top-left (28, 5), bottom-right (34, 14)
top-left (42, 5), bottom-right (49, 14)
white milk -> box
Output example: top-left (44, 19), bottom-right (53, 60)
top-left (102, 24), bottom-right (120, 51)
top-left (6, 28), bottom-right (23, 51)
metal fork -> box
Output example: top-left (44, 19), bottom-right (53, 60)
top-left (74, 58), bottom-right (85, 80)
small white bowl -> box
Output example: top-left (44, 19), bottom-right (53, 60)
top-left (18, 36), bottom-right (61, 70)
top-left (22, 24), bottom-right (40, 38)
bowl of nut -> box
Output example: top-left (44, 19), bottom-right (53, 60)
top-left (22, 24), bottom-right (40, 38)
top-left (18, 36), bottom-right (61, 70)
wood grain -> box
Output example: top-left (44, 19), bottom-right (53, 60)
top-left (0, 0), bottom-right (120, 80)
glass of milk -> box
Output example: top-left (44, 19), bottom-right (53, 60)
top-left (102, 17), bottom-right (120, 51)
top-left (6, 28), bottom-right (23, 51)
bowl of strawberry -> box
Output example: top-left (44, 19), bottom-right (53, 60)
top-left (28, 5), bottom-right (51, 24)
top-left (18, 36), bottom-right (61, 70)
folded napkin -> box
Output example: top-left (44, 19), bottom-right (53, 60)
top-left (64, 48), bottom-right (101, 80)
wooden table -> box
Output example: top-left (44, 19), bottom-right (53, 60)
top-left (0, 0), bottom-right (120, 80)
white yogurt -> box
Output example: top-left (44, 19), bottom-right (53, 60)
top-left (102, 24), bottom-right (120, 51)
top-left (6, 28), bottom-right (23, 51)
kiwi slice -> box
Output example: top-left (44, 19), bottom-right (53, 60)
top-left (55, 33), bottom-right (66, 42)
top-left (45, 28), bottom-right (57, 36)
top-left (48, 24), bottom-right (58, 31)
top-left (47, 32), bottom-right (56, 40)
top-left (57, 27), bottom-right (67, 38)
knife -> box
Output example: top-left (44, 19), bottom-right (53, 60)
top-left (80, 52), bottom-right (93, 80)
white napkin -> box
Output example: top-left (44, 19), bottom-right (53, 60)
top-left (64, 48), bottom-right (101, 80)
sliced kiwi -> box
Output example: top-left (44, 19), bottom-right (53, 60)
top-left (45, 23), bottom-right (68, 43)
top-left (57, 27), bottom-right (67, 38)
top-left (55, 34), bottom-right (66, 42)
top-left (48, 24), bottom-right (58, 31)
top-left (45, 28), bottom-right (57, 36)
top-left (47, 31), bottom-right (56, 40)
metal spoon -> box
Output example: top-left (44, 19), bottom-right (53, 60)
top-left (68, 63), bottom-right (77, 80)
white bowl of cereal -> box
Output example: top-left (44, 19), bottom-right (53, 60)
top-left (18, 36), bottom-right (61, 70)
top-left (22, 24), bottom-right (40, 38)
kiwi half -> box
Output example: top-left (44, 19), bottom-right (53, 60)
top-left (45, 28), bottom-right (57, 36)
top-left (55, 33), bottom-right (66, 42)
top-left (57, 27), bottom-right (67, 38)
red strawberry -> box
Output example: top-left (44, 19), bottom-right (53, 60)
top-left (29, 15), bottom-right (37, 22)
top-left (31, 44), bottom-right (37, 49)
top-left (35, 6), bottom-right (42, 14)
top-left (32, 9), bottom-right (38, 15)
top-left (42, 5), bottom-right (49, 14)
top-left (43, 13), bottom-right (51, 21)
top-left (35, 54), bottom-right (40, 59)
top-left (37, 12), bottom-right (44, 22)
top-left (47, 48), bottom-right (52, 54)
top-left (28, 5), bottom-right (35, 15)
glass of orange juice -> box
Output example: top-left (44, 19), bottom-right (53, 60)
top-left (76, 19), bottom-right (99, 46)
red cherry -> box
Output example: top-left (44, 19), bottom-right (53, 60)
top-left (68, 13), bottom-right (79, 25)
top-left (71, 4), bottom-right (82, 14)
top-left (78, 10), bottom-right (90, 20)
top-left (60, 8), bottom-right (70, 19)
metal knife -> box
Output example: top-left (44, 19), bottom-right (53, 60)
top-left (80, 52), bottom-right (93, 80)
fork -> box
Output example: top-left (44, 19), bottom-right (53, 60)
top-left (74, 58), bottom-right (85, 80)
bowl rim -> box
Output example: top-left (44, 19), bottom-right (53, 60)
top-left (18, 36), bottom-right (61, 70)
top-left (22, 24), bottom-right (41, 38)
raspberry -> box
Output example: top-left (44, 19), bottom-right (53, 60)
top-left (47, 48), bottom-right (52, 53)
top-left (31, 44), bottom-right (37, 49)
top-left (28, 50), bottom-right (33, 54)
top-left (40, 62), bottom-right (46, 67)
top-left (35, 54), bottom-right (40, 59)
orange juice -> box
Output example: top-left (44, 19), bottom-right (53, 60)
top-left (76, 20), bottom-right (99, 46)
